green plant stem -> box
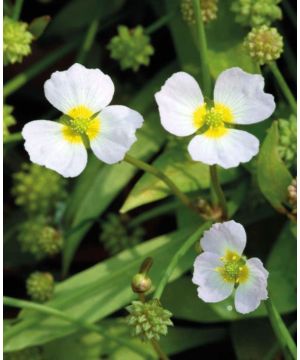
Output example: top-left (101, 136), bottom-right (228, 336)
top-left (154, 222), bottom-right (211, 300)
top-left (3, 132), bottom-right (22, 144)
top-left (124, 154), bottom-right (199, 215)
top-left (76, 19), bottom-right (99, 64)
top-left (151, 339), bottom-right (170, 360)
top-left (4, 40), bottom-right (78, 98)
top-left (209, 165), bottom-right (228, 220)
top-left (268, 62), bottom-right (297, 115)
top-left (12, 0), bottom-right (24, 20)
top-left (3, 296), bottom-right (148, 357)
top-left (265, 298), bottom-right (297, 360)
top-left (192, 0), bottom-right (211, 95)
top-left (145, 12), bottom-right (174, 35)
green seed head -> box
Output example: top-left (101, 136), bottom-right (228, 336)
top-left (38, 226), bottom-right (63, 256)
top-left (277, 116), bottom-right (297, 169)
top-left (204, 108), bottom-right (224, 128)
top-left (244, 26), bottom-right (283, 65)
top-left (181, 0), bottom-right (218, 25)
top-left (26, 272), bottom-right (55, 303)
top-left (3, 104), bottom-right (16, 137)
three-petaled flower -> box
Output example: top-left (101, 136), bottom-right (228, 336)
top-left (155, 67), bottom-right (275, 168)
top-left (192, 221), bottom-right (268, 314)
top-left (22, 63), bottom-right (144, 177)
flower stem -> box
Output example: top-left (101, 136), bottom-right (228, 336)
top-left (151, 339), bottom-right (170, 360)
top-left (124, 154), bottom-right (199, 214)
top-left (209, 165), bottom-right (228, 220)
top-left (265, 298), bottom-right (297, 360)
top-left (154, 222), bottom-right (211, 300)
top-left (12, 0), bottom-right (24, 21)
top-left (145, 12), bottom-right (175, 35)
top-left (4, 40), bottom-right (78, 98)
top-left (192, 0), bottom-right (212, 95)
top-left (268, 62), bottom-right (297, 115)
top-left (76, 19), bottom-right (99, 64)
top-left (3, 296), bottom-right (149, 357)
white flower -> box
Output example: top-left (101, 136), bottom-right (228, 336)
top-left (192, 221), bottom-right (268, 314)
top-left (22, 63), bottom-right (143, 177)
top-left (155, 68), bottom-right (275, 168)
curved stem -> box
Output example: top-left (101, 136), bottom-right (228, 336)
top-left (209, 165), bottom-right (228, 220)
top-left (12, 0), bottom-right (24, 20)
top-left (268, 62), bottom-right (297, 115)
top-left (265, 298), bottom-right (297, 360)
top-left (76, 19), bottom-right (99, 64)
top-left (145, 12), bottom-right (175, 35)
top-left (124, 154), bottom-right (199, 215)
top-left (151, 339), bottom-right (170, 360)
top-left (154, 222), bottom-right (211, 300)
top-left (3, 296), bottom-right (148, 357)
top-left (192, 0), bottom-right (212, 95)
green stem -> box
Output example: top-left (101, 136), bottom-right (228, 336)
top-left (192, 0), bottom-right (211, 95)
top-left (268, 62), bottom-right (297, 115)
top-left (265, 298), bottom-right (297, 360)
top-left (12, 0), bottom-right (24, 20)
top-left (209, 165), bottom-right (228, 220)
top-left (124, 154), bottom-right (199, 215)
top-left (3, 132), bottom-right (22, 144)
top-left (3, 296), bottom-right (148, 357)
top-left (76, 19), bottom-right (99, 64)
top-left (4, 40), bottom-right (78, 98)
top-left (151, 339), bottom-right (170, 360)
top-left (154, 222), bottom-right (211, 300)
top-left (145, 12), bottom-right (174, 35)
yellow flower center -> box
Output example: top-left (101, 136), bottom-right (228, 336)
top-left (193, 103), bottom-right (233, 138)
top-left (62, 105), bottom-right (100, 144)
top-left (216, 250), bottom-right (249, 284)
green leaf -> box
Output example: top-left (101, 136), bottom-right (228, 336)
top-left (121, 144), bottom-right (239, 213)
top-left (4, 228), bottom-right (198, 351)
top-left (29, 16), bottom-right (51, 39)
top-left (257, 121), bottom-right (292, 213)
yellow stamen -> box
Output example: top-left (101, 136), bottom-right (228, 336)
top-left (203, 103), bottom-right (233, 138)
top-left (193, 104), bottom-right (206, 129)
top-left (216, 250), bottom-right (249, 284)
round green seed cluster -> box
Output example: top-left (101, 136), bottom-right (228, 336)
top-left (26, 271), bottom-right (55, 303)
top-left (100, 213), bottom-right (144, 255)
top-left (3, 104), bottom-right (16, 137)
top-left (244, 26), bottom-right (283, 65)
top-left (12, 163), bottom-right (66, 215)
top-left (278, 115), bottom-right (296, 169)
top-left (4, 348), bottom-right (43, 360)
top-left (126, 300), bottom-right (173, 341)
top-left (3, 16), bottom-right (34, 65)
top-left (39, 226), bottom-right (64, 256)
top-left (181, 0), bottom-right (218, 25)
top-left (107, 26), bottom-right (154, 72)
top-left (231, 0), bottom-right (282, 27)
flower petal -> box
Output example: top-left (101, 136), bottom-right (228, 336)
top-left (193, 253), bottom-right (234, 302)
top-left (44, 63), bottom-right (114, 114)
top-left (188, 129), bottom-right (259, 169)
top-left (234, 257), bottom-right (269, 314)
top-left (155, 72), bottom-right (204, 136)
top-left (213, 67), bottom-right (275, 124)
top-left (200, 221), bottom-right (247, 257)
top-left (22, 120), bottom-right (87, 178)
top-left (90, 105), bottom-right (143, 164)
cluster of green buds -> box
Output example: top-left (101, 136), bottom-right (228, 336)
top-left (107, 25), bottom-right (154, 72)
top-left (12, 163), bottom-right (66, 215)
top-left (277, 116), bottom-right (297, 169)
top-left (244, 26), bottom-right (283, 65)
top-left (3, 104), bottom-right (16, 137)
top-left (26, 271), bottom-right (55, 303)
top-left (3, 16), bottom-right (34, 65)
top-left (231, 0), bottom-right (282, 27)
top-left (180, 0), bottom-right (218, 25)
top-left (100, 213), bottom-right (144, 255)
top-left (18, 216), bottom-right (63, 258)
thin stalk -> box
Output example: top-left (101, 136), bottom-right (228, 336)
top-left (154, 222), bottom-right (211, 300)
top-left (76, 19), bottom-right (99, 64)
top-left (268, 62), bottom-right (297, 114)
top-left (209, 165), bottom-right (228, 220)
top-left (3, 132), bottom-right (22, 144)
top-left (124, 154), bottom-right (199, 215)
top-left (145, 12), bottom-right (174, 35)
top-left (192, 0), bottom-right (212, 95)
top-left (3, 296), bottom-right (149, 357)
top-left (4, 40), bottom-right (78, 97)
top-left (265, 298), bottom-right (297, 360)
top-left (151, 339), bottom-right (170, 360)
top-left (12, 0), bottom-right (24, 20)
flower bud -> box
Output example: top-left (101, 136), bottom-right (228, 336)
top-left (244, 26), bottom-right (283, 65)
top-left (131, 273), bottom-right (152, 293)
top-left (3, 104), bottom-right (16, 137)
top-left (181, 0), bottom-right (218, 25)
top-left (26, 272), bottom-right (55, 303)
